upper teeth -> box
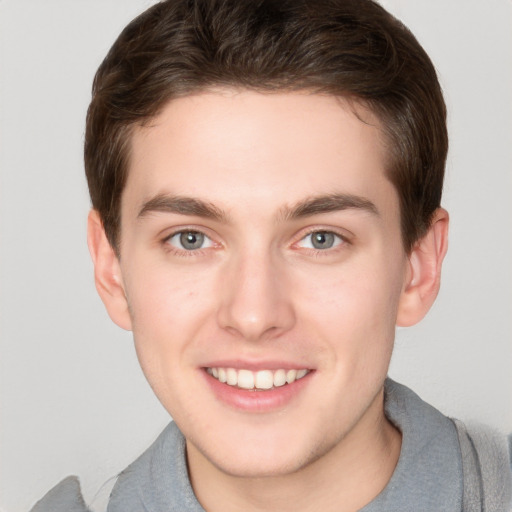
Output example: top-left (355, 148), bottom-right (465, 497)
top-left (206, 367), bottom-right (309, 390)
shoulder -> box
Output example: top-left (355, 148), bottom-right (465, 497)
top-left (107, 421), bottom-right (203, 511)
top-left (382, 379), bottom-right (512, 511)
top-left (452, 418), bottom-right (512, 511)
top-left (29, 422), bottom-right (202, 512)
top-left (29, 476), bottom-right (92, 512)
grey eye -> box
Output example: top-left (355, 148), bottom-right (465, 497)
top-left (180, 231), bottom-right (204, 250)
top-left (311, 232), bottom-right (335, 249)
top-left (167, 231), bottom-right (212, 250)
top-left (298, 231), bottom-right (342, 250)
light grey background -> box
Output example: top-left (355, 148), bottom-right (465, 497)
top-left (1, 1), bottom-right (510, 511)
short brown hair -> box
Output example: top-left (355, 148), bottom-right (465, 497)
top-left (85, 0), bottom-right (447, 254)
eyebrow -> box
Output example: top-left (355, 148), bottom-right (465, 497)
top-left (137, 194), bottom-right (227, 222)
top-left (137, 192), bottom-right (379, 223)
top-left (280, 193), bottom-right (379, 220)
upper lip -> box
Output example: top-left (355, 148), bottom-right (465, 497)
top-left (201, 360), bottom-right (313, 371)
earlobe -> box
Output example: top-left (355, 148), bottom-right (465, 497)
top-left (87, 210), bottom-right (133, 331)
top-left (396, 208), bottom-right (449, 327)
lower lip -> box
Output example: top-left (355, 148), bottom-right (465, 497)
top-left (202, 369), bottom-right (313, 413)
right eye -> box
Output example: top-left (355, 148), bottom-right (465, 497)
top-left (165, 230), bottom-right (213, 251)
top-left (296, 230), bottom-right (344, 251)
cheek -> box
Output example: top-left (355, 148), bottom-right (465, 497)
top-left (126, 263), bottom-right (213, 327)
top-left (122, 264), bottom-right (219, 416)
top-left (299, 259), bottom-right (402, 318)
top-left (122, 263), bottom-right (217, 372)
top-left (294, 255), bottom-right (404, 356)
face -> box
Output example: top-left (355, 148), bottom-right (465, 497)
top-left (116, 90), bottom-right (409, 477)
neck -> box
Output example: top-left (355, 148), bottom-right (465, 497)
top-left (187, 389), bottom-right (401, 512)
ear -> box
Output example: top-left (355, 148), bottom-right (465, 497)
top-left (87, 210), bottom-right (132, 331)
top-left (396, 208), bottom-right (449, 327)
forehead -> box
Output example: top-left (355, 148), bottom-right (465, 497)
top-left (123, 89), bottom-right (396, 221)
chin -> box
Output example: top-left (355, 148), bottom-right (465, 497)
top-left (187, 428), bottom-right (331, 480)
top-left (209, 452), bottom-right (310, 479)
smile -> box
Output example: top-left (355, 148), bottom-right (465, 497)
top-left (205, 367), bottom-right (310, 390)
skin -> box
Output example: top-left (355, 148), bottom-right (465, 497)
top-left (88, 90), bottom-right (449, 511)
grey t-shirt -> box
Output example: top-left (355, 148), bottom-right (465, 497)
top-left (31, 379), bottom-right (512, 512)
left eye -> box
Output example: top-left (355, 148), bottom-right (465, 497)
top-left (166, 230), bottom-right (213, 251)
top-left (298, 231), bottom-right (343, 250)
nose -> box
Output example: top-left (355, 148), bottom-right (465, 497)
top-left (217, 250), bottom-right (296, 341)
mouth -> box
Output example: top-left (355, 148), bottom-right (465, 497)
top-left (205, 367), bottom-right (310, 391)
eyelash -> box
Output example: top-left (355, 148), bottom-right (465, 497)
top-left (294, 228), bottom-right (350, 254)
top-left (161, 229), bottom-right (217, 257)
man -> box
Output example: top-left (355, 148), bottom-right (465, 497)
top-left (31, 0), bottom-right (511, 510)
